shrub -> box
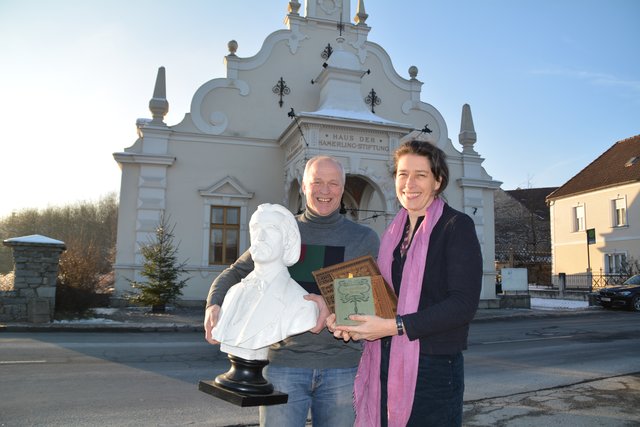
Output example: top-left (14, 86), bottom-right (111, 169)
top-left (0, 271), bottom-right (14, 291)
top-left (55, 237), bottom-right (112, 316)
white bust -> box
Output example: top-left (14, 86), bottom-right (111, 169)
top-left (212, 203), bottom-right (319, 360)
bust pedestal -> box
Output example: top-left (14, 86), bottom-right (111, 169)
top-left (198, 355), bottom-right (288, 407)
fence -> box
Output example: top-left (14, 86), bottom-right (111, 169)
top-left (495, 249), bottom-right (552, 286)
top-left (551, 273), bottom-right (626, 292)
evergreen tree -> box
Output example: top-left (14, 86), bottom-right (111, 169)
top-left (127, 215), bottom-right (189, 312)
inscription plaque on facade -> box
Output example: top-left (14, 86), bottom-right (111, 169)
top-left (319, 131), bottom-right (389, 153)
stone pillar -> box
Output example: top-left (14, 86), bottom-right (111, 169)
top-left (558, 272), bottom-right (566, 298)
top-left (3, 235), bottom-right (66, 323)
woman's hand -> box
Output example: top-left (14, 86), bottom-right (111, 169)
top-left (334, 314), bottom-right (397, 341)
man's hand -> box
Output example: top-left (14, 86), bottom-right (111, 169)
top-left (304, 293), bottom-right (330, 334)
top-left (326, 313), bottom-right (352, 342)
top-left (204, 304), bottom-right (221, 344)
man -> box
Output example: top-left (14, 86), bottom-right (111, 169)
top-left (204, 155), bottom-right (380, 427)
top-left (212, 203), bottom-right (318, 361)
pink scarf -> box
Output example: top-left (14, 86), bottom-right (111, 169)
top-left (353, 197), bottom-right (444, 427)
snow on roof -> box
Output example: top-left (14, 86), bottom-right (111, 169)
top-left (3, 234), bottom-right (65, 246)
top-left (303, 108), bottom-right (412, 128)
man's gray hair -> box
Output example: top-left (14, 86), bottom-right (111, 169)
top-left (252, 203), bottom-right (301, 266)
top-left (302, 155), bottom-right (346, 185)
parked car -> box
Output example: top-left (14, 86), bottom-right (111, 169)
top-left (592, 274), bottom-right (640, 312)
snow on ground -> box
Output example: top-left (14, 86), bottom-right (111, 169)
top-left (52, 308), bottom-right (120, 324)
top-left (53, 318), bottom-right (119, 324)
top-left (45, 300), bottom-right (591, 325)
top-left (92, 308), bottom-right (119, 315)
top-left (530, 298), bottom-right (589, 310)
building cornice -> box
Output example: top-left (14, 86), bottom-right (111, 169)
top-left (112, 152), bottom-right (176, 166)
top-left (458, 177), bottom-right (502, 190)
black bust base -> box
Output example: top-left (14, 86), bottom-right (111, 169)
top-left (198, 354), bottom-right (288, 407)
top-left (216, 354), bottom-right (273, 394)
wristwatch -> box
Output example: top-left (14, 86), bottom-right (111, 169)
top-left (396, 315), bottom-right (405, 336)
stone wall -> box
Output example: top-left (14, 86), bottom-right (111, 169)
top-left (1, 235), bottom-right (65, 323)
top-left (0, 290), bottom-right (27, 321)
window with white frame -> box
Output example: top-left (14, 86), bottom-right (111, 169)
top-left (573, 205), bottom-right (585, 232)
top-left (199, 175), bottom-right (253, 268)
top-left (209, 206), bottom-right (240, 265)
top-left (605, 253), bottom-right (626, 274)
top-left (613, 198), bottom-right (627, 227)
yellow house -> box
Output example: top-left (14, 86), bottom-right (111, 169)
top-left (547, 135), bottom-right (640, 279)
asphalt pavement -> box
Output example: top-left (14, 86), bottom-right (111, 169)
top-left (2, 303), bottom-right (639, 426)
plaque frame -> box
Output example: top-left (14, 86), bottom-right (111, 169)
top-left (312, 255), bottom-right (397, 319)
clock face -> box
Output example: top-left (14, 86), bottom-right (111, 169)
top-left (319, 0), bottom-right (341, 15)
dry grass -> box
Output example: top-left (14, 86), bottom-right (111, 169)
top-left (0, 271), bottom-right (15, 291)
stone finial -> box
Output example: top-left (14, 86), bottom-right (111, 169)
top-left (149, 66), bottom-right (169, 125)
top-left (228, 40), bottom-right (238, 56)
top-left (288, 0), bottom-right (301, 15)
top-left (354, 0), bottom-right (368, 25)
top-left (409, 65), bottom-right (418, 79)
top-left (459, 104), bottom-right (478, 154)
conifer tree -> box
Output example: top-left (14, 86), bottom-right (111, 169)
top-left (127, 215), bottom-right (189, 312)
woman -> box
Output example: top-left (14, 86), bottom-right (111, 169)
top-left (328, 140), bottom-right (482, 426)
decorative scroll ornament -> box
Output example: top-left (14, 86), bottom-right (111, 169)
top-left (320, 0), bottom-right (342, 15)
top-left (365, 88), bottom-right (381, 113)
top-left (272, 77), bottom-right (291, 108)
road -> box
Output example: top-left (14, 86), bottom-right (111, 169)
top-left (465, 310), bottom-right (640, 400)
top-left (1, 310), bottom-right (639, 426)
top-left (0, 331), bottom-right (251, 427)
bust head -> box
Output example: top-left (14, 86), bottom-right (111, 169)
top-left (249, 203), bottom-right (301, 267)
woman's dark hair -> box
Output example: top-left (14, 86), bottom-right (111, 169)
top-left (393, 140), bottom-right (449, 196)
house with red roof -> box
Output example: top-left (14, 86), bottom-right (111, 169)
top-left (546, 135), bottom-right (640, 278)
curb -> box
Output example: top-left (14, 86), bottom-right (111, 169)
top-left (0, 308), bottom-right (605, 332)
top-left (472, 306), bottom-right (603, 323)
top-left (0, 323), bottom-right (204, 333)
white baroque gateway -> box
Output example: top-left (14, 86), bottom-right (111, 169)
top-left (112, 0), bottom-right (501, 305)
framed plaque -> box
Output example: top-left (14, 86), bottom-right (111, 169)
top-left (312, 255), bottom-right (397, 319)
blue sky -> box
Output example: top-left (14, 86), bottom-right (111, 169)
top-left (1, 0), bottom-right (638, 217)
